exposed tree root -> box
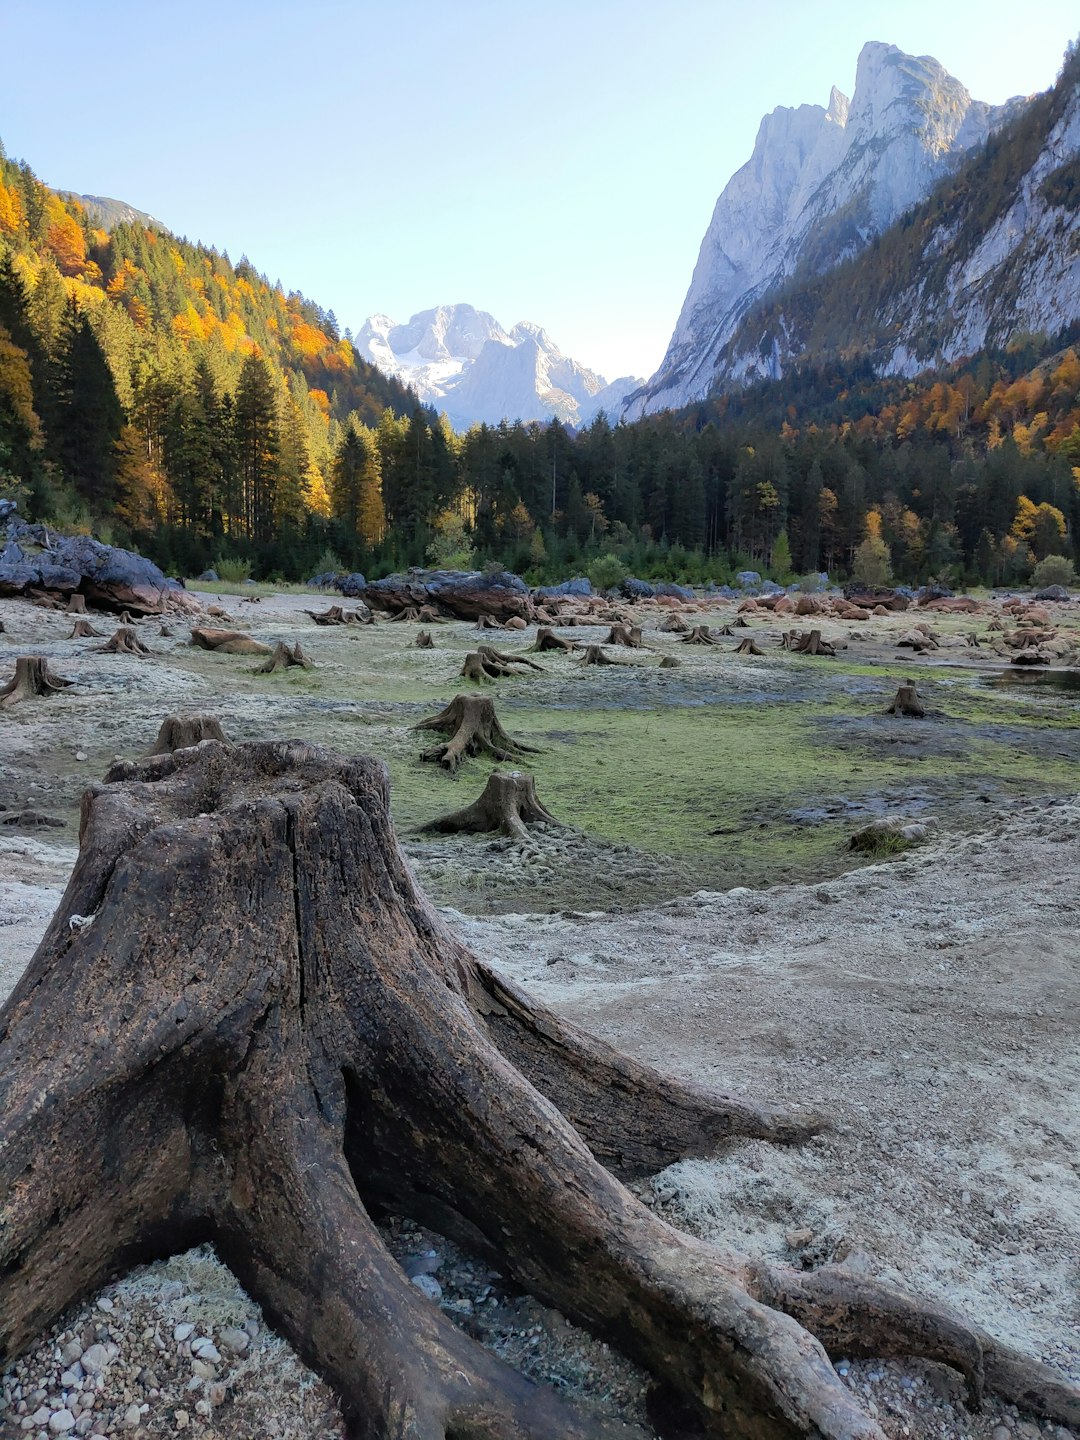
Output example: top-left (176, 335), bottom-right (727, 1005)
top-left (477, 645), bottom-right (543, 672)
top-left (422, 768), bottom-right (560, 839)
top-left (256, 640), bottom-right (312, 673)
top-left (415, 629), bottom-right (435, 649)
top-left (460, 651), bottom-right (502, 683)
top-left (0, 656), bottom-right (73, 706)
top-left (529, 626), bottom-right (578, 653)
top-left (3, 741), bottom-right (1074, 1440)
top-left (190, 627), bottom-right (272, 656)
top-left (416, 693), bottom-right (540, 773)
top-left (783, 629), bottom-right (836, 657)
top-left (681, 625), bottom-right (720, 645)
top-left (306, 605), bottom-right (367, 626)
top-left (886, 682), bottom-right (926, 717)
top-left (68, 619), bottom-right (103, 639)
top-left (475, 614), bottom-right (499, 630)
top-left (96, 625), bottom-right (152, 655)
top-left (604, 624), bottom-right (645, 648)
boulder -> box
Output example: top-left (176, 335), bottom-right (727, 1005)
top-left (335, 572), bottom-right (367, 598)
top-left (916, 582), bottom-right (954, 604)
top-left (619, 577), bottom-right (654, 600)
top-left (364, 568), bottom-right (532, 622)
top-left (736, 571), bottom-right (761, 589)
top-left (922, 596), bottom-right (980, 614)
top-left (1035, 585), bottom-right (1071, 602)
top-left (652, 582), bottom-right (695, 600)
top-left (196, 569), bottom-right (220, 583)
top-left (760, 579), bottom-right (784, 596)
top-left (533, 577), bottom-right (592, 599)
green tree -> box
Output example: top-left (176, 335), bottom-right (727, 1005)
top-left (234, 352), bottom-right (279, 542)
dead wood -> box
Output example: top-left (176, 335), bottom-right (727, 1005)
top-left (657, 613), bottom-right (690, 633)
top-left (886, 683), bottom-right (925, 718)
top-left (150, 713), bottom-right (231, 755)
top-left (0, 656), bottom-right (73, 706)
top-left (965, 632), bottom-right (981, 648)
top-left (783, 629), bottom-right (836, 657)
top-left (529, 625), bottom-right (578, 653)
top-left (681, 625), bottom-right (720, 645)
top-left (578, 644), bottom-right (620, 665)
top-left (415, 630), bottom-right (434, 649)
top-left (96, 625), bottom-right (151, 655)
top-left (256, 641), bottom-right (312, 673)
top-left (159, 624), bottom-right (173, 638)
top-left (306, 605), bottom-right (363, 626)
top-left (68, 619), bottom-right (103, 639)
top-left (736, 638), bottom-right (764, 655)
top-left (422, 768), bottom-right (560, 839)
top-left (190, 627), bottom-right (272, 656)
top-left (415, 693), bottom-right (539, 774)
top-left (460, 651), bottom-right (503, 683)
top-left (391, 604), bottom-right (443, 624)
top-left (65, 593), bottom-right (88, 615)
top-left (604, 624), bottom-right (645, 648)
top-left (0, 808), bottom-right (63, 829)
top-left (475, 613), bottom-right (499, 630)
top-left (477, 645), bottom-right (543, 672)
top-left (658, 655), bottom-right (681, 668)
top-left (28, 590), bottom-right (65, 611)
top-left (2, 740), bottom-right (1074, 1440)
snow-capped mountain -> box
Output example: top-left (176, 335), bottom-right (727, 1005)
top-left (626, 42), bottom-right (1026, 415)
top-left (355, 304), bottom-right (640, 429)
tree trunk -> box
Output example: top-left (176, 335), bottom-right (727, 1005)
top-left (256, 641), bottom-right (312, 673)
top-left (190, 627), bottom-right (272, 656)
top-left (96, 625), bottom-right (152, 655)
top-left (415, 694), bottom-right (540, 774)
top-left (529, 626), bottom-right (578, 653)
top-left (0, 656), bottom-right (73, 706)
top-left (885, 683), bottom-right (925, 718)
top-left (423, 768), bottom-right (560, 839)
top-left (69, 618), bottom-right (103, 638)
top-left (2, 741), bottom-right (1074, 1440)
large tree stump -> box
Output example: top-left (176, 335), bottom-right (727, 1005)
top-left (256, 640), bottom-right (312, 673)
top-left (1, 741), bottom-right (1075, 1440)
top-left (681, 625), bottom-right (719, 645)
top-left (96, 625), bottom-right (151, 655)
top-left (416, 694), bottom-right (539, 774)
top-left (736, 637), bottom-right (764, 655)
top-left (886, 683), bottom-right (926, 717)
top-left (783, 629), bottom-right (835, 657)
top-left (65, 592), bottom-right (88, 615)
top-left (149, 712), bottom-right (231, 754)
top-left (460, 651), bottom-right (502, 683)
top-left (578, 644), bottom-right (620, 666)
top-left (529, 626), bottom-right (578, 653)
top-left (190, 627), bottom-right (272, 656)
top-left (0, 655), bottom-right (73, 706)
top-left (423, 768), bottom-right (560, 839)
top-left (68, 618), bottom-right (103, 639)
top-left (657, 613), bottom-right (690, 633)
top-left (604, 624), bottom-right (644, 648)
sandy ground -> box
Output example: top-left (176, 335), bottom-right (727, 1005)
top-left (0, 588), bottom-right (1077, 1440)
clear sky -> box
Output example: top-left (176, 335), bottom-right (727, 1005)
top-left (2, 1), bottom-right (1076, 383)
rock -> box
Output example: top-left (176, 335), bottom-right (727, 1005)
top-left (94, 1297), bottom-right (113, 1312)
top-left (761, 579), bottom-right (784, 595)
top-left (411, 1274), bottom-right (443, 1302)
top-left (217, 1327), bottom-right (249, 1355)
top-left (174, 1411), bottom-right (189, 1431)
top-left (48, 1411), bottom-right (76, 1434)
top-left (173, 1323), bottom-right (195, 1343)
top-left (992, 1427), bottom-right (1011, 1440)
top-left (736, 571), bottom-right (761, 589)
top-left (404, 1249), bottom-right (441, 1279)
top-left (619, 576), bottom-right (654, 599)
top-left (1034, 584), bottom-right (1070, 601)
top-left (365, 568), bottom-right (532, 622)
top-left (784, 1227), bottom-right (814, 1249)
top-left (652, 582), bottom-right (695, 599)
top-left (59, 1369), bottom-right (80, 1387)
top-left (533, 577), bottom-right (591, 598)
top-left (79, 1344), bottom-right (112, 1375)
top-left (195, 569), bottom-right (219, 583)
top-left (159, 1281), bottom-right (185, 1303)
top-left (335, 572), bottom-right (367, 598)
top-left (123, 1406), bottom-right (141, 1429)
top-left (60, 1342), bottom-right (83, 1365)
top-left (191, 1341), bottom-right (220, 1363)
top-left (191, 1359), bottom-right (217, 1380)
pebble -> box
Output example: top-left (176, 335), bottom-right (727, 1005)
top-left (78, 1345), bottom-right (111, 1376)
top-left (218, 1327), bottom-right (250, 1355)
top-left (993, 1427), bottom-right (1012, 1440)
top-left (173, 1323), bottom-right (195, 1343)
top-left (95, 1299), bottom-right (114, 1314)
top-left (191, 1340), bottom-right (220, 1363)
top-left (175, 1410), bottom-right (189, 1430)
top-left (411, 1274), bottom-right (443, 1302)
top-left (122, 1402), bottom-right (141, 1427)
top-left (48, 1411), bottom-right (76, 1434)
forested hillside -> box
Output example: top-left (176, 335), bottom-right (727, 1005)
top-left (0, 139), bottom-right (1078, 589)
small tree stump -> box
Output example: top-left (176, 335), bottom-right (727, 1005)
top-left (885, 683), bottom-right (925, 717)
top-left (735, 638), bottom-right (764, 656)
top-left (681, 626), bottom-right (719, 645)
top-left (306, 605), bottom-right (356, 626)
top-left (658, 655), bottom-right (681, 668)
top-left (0, 656), bottom-right (74, 706)
top-left (604, 624), bottom-right (644, 648)
top-left (69, 619), bottom-right (103, 639)
top-left (150, 713), bottom-right (231, 755)
top-left (657, 614), bottom-right (690, 633)
top-left (415, 694), bottom-right (540, 774)
top-left (256, 641), bottom-right (312, 673)
top-left (461, 651), bottom-right (502, 683)
top-left (475, 614), bottom-right (499, 630)
top-left (478, 645), bottom-right (543, 672)
top-left (159, 624), bottom-right (174, 638)
top-left (190, 628), bottom-right (272, 656)
top-left (783, 629), bottom-right (835, 657)
top-left (578, 645), bottom-right (619, 666)
top-left (65, 593), bottom-right (88, 615)
top-left (96, 626), bottom-right (151, 656)
top-left (423, 769), bottom-right (561, 840)
top-left (415, 630), bottom-right (434, 649)
top-left (529, 626), bottom-right (577, 653)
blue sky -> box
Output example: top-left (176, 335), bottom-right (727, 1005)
top-left (2, 1), bottom-right (1076, 382)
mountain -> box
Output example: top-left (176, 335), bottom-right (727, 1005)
top-left (64, 193), bottom-right (162, 231)
top-left (355, 303), bottom-right (641, 428)
top-left (627, 41), bottom-right (1027, 415)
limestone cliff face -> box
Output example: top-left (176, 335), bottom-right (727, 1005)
top-left (627, 42), bottom-right (1024, 414)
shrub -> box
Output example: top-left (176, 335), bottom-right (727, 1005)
top-left (852, 535), bottom-right (892, 587)
top-left (586, 553), bottom-right (627, 591)
top-left (1031, 554), bottom-right (1075, 588)
top-left (312, 547), bottom-right (344, 577)
top-left (215, 555), bottom-right (252, 584)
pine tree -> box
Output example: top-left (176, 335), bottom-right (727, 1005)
top-left (53, 313), bottom-right (124, 509)
top-left (234, 352), bottom-right (279, 542)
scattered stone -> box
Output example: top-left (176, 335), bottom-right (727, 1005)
top-left (410, 1274), bottom-right (443, 1302)
top-left (49, 1410), bottom-right (76, 1434)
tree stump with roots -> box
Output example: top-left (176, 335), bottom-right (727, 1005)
top-left (681, 625), bottom-right (719, 645)
top-left (477, 645), bottom-right (543, 672)
top-left (736, 637), bottom-right (764, 656)
top-left (475, 614), bottom-right (499, 630)
top-left (783, 629), bottom-right (835, 657)
top-left (415, 694), bottom-right (539, 774)
top-left (0, 656), bottom-right (73, 706)
top-left (415, 630), bottom-right (434, 649)
top-left (66, 592), bottom-right (88, 615)
top-left (150, 712), bottom-right (231, 754)
top-left (307, 605), bottom-right (365, 626)
top-left (529, 626), bottom-right (578, 653)
top-left (190, 627), bottom-right (272, 656)
top-left (1, 739), bottom-right (1075, 1440)
top-left (886, 683), bottom-right (925, 718)
top-left (96, 625), bottom-right (151, 656)
top-left (392, 605), bottom-right (443, 624)
top-left (604, 624), bottom-right (644, 648)
top-left (460, 651), bottom-right (503, 683)
top-left (69, 619), bottom-right (103, 639)
top-left (256, 641), bottom-right (312, 673)
top-left (578, 645), bottom-right (619, 666)
top-left (422, 768), bottom-right (560, 840)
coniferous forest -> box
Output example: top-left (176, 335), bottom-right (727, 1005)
top-left (1, 139), bottom-right (1079, 590)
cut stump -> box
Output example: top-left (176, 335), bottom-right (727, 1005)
top-left (736, 638), bottom-right (764, 656)
top-left (1, 740), bottom-right (1075, 1440)
top-left (578, 645), bottom-right (619, 666)
top-left (681, 625), bottom-right (720, 645)
top-left (885, 683), bottom-right (926, 718)
top-left (256, 641), bottom-right (312, 673)
top-left (529, 626), bottom-right (578, 654)
top-left (422, 768), bottom-right (560, 840)
top-left (783, 629), bottom-right (835, 657)
top-left (415, 694), bottom-right (539, 774)
top-left (96, 626), bottom-right (151, 656)
top-left (65, 593), bottom-right (88, 615)
top-left (415, 630), bottom-right (434, 649)
top-left (68, 619), bottom-right (102, 639)
top-left (604, 624), bottom-right (644, 648)
top-left (0, 656), bottom-right (73, 706)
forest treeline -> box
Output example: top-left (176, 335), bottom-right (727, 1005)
top-left (1, 139), bottom-right (1079, 588)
